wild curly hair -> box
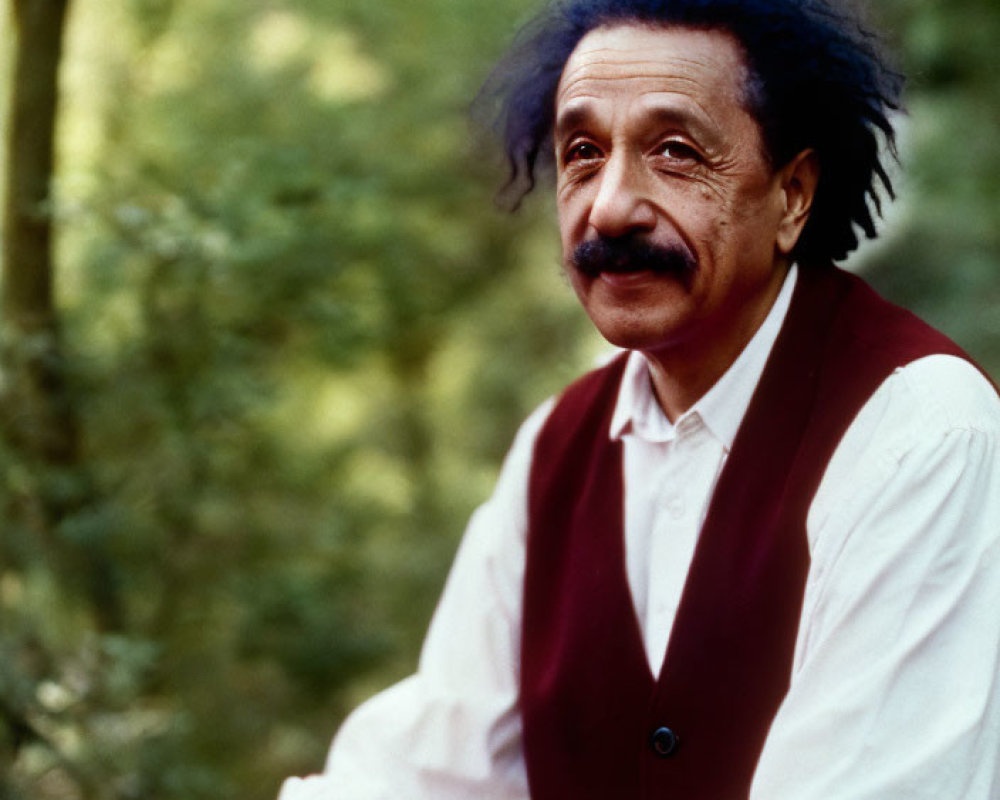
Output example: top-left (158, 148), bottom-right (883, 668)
top-left (477, 0), bottom-right (904, 263)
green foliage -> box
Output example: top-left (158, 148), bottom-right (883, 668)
top-left (1, 0), bottom-right (997, 798)
top-left (860, 0), bottom-right (1000, 370)
top-left (4, 0), bottom-right (596, 796)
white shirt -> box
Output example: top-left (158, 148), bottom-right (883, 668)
top-left (278, 267), bottom-right (1000, 800)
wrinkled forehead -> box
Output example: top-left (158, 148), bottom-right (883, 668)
top-left (555, 23), bottom-right (752, 114)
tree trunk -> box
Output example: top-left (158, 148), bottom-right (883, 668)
top-left (1, 0), bottom-right (122, 634)
top-left (2, 0), bottom-right (74, 463)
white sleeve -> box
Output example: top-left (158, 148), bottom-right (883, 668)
top-left (276, 400), bottom-right (554, 800)
top-left (750, 356), bottom-right (1000, 800)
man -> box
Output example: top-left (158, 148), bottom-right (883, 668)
top-left (280, 0), bottom-right (1000, 797)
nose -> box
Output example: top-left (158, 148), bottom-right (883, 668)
top-left (588, 151), bottom-right (657, 238)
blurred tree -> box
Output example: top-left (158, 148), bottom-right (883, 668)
top-left (3, 0), bottom-right (595, 797)
top-left (861, 0), bottom-right (1000, 372)
top-left (1, 0), bottom-right (73, 476)
top-left (1, 1), bottom-right (125, 796)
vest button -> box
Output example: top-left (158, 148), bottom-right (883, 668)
top-left (650, 726), bottom-right (679, 757)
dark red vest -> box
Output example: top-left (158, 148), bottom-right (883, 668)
top-left (521, 265), bottom-right (974, 800)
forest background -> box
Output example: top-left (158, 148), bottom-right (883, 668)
top-left (1, 0), bottom-right (998, 798)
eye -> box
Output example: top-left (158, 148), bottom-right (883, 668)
top-left (564, 140), bottom-right (603, 164)
top-left (654, 140), bottom-right (701, 163)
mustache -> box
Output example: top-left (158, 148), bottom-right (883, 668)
top-left (572, 237), bottom-right (696, 286)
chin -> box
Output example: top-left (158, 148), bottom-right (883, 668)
top-left (589, 318), bottom-right (684, 354)
top-left (583, 297), bottom-right (692, 352)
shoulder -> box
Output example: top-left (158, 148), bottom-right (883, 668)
top-left (843, 354), bottom-right (999, 463)
top-left (486, 396), bottom-right (557, 511)
top-left (526, 352), bottom-right (633, 478)
top-left (818, 268), bottom-right (999, 457)
top-left (495, 351), bottom-right (632, 487)
top-left (803, 353), bottom-right (1000, 648)
top-left (891, 354), bottom-right (999, 432)
top-left (810, 353), bottom-right (1000, 554)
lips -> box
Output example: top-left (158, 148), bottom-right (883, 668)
top-left (597, 269), bottom-right (661, 287)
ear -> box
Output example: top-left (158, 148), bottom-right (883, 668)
top-left (775, 149), bottom-right (820, 256)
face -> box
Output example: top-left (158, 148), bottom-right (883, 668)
top-left (554, 24), bottom-right (814, 375)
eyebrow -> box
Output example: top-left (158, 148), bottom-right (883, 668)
top-left (553, 102), bottom-right (598, 143)
top-left (554, 97), bottom-right (722, 150)
top-left (642, 102), bottom-right (722, 148)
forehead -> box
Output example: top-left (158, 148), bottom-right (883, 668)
top-left (555, 24), bottom-right (751, 125)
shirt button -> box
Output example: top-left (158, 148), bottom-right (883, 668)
top-left (650, 726), bottom-right (679, 757)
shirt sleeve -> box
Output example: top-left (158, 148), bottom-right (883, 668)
top-left (276, 400), bottom-right (554, 800)
top-left (750, 355), bottom-right (1000, 800)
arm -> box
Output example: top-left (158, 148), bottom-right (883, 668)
top-left (750, 356), bottom-right (1000, 800)
top-left (277, 401), bottom-right (553, 800)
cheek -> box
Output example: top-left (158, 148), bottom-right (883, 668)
top-left (709, 179), bottom-right (782, 249)
top-left (662, 177), bottom-right (730, 224)
top-left (659, 184), bottom-right (731, 257)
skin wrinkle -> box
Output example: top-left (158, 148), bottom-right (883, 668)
top-left (485, 1), bottom-right (907, 260)
top-left (555, 39), bottom-right (752, 112)
top-left (554, 101), bottom-right (745, 212)
top-left (554, 24), bottom-right (817, 419)
top-left (556, 99), bottom-right (718, 140)
top-left (556, 75), bottom-right (731, 142)
top-left (554, 47), bottom-right (762, 201)
top-left (556, 100), bottom-right (729, 166)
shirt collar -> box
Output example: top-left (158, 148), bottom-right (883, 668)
top-left (609, 264), bottom-right (798, 450)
